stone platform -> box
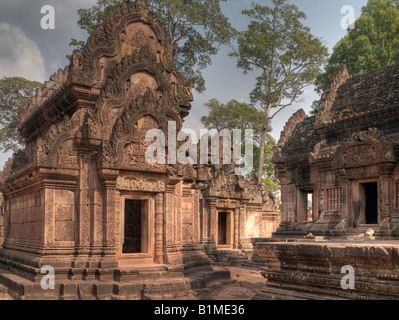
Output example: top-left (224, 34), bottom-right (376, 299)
top-left (252, 239), bottom-right (399, 300)
top-left (0, 264), bottom-right (231, 300)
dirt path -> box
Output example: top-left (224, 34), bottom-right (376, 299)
top-left (196, 267), bottom-right (267, 300)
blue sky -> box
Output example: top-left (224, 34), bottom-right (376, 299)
top-left (0, 0), bottom-right (368, 169)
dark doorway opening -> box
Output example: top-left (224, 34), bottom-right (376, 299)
top-left (364, 183), bottom-right (378, 224)
top-left (218, 212), bottom-right (227, 245)
top-left (123, 200), bottom-right (143, 254)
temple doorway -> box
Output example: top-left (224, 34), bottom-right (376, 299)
top-left (120, 195), bottom-right (155, 266)
top-left (123, 199), bottom-right (148, 254)
top-left (297, 188), bottom-right (316, 222)
top-left (217, 211), bottom-right (233, 246)
top-left (363, 183), bottom-right (378, 225)
top-left (123, 200), bottom-right (142, 253)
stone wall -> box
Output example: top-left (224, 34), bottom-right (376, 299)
top-left (5, 190), bottom-right (45, 245)
top-left (0, 200), bottom-right (3, 246)
top-left (54, 189), bottom-right (75, 243)
top-left (253, 240), bottom-right (399, 299)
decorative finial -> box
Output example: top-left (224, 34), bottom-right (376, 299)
top-left (136, 0), bottom-right (149, 10)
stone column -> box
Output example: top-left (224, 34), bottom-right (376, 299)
top-left (165, 185), bottom-right (176, 251)
top-left (208, 199), bottom-right (217, 244)
top-left (380, 163), bottom-right (395, 221)
top-left (380, 178), bottom-right (391, 221)
top-left (239, 205), bottom-right (247, 249)
top-left (45, 188), bottom-right (55, 247)
top-left (77, 153), bottom-right (90, 251)
top-left (155, 192), bottom-right (164, 264)
top-left (378, 163), bottom-right (395, 237)
top-left (0, 202), bottom-right (4, 245)
top-left (98, 169), bottom-right (119, 267)
top-left (234, 208), bottom-right (239, 249)
top-left (200, 197), bottom-right (209, 244)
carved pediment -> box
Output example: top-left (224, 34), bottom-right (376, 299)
top-left (337, 128), bottom-right (396, 169)
top-left (342, 143), bottom-right (378, 167)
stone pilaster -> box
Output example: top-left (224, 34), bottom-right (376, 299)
top-left (45, 188), bottom-right (55, 247)
top-left (208, 199), bottom-right (217, 244)
top-left (155, 192), bottom-right (164, 264)
top-left (98, 169), bottom-right (119, 255)
top-left (77, 153), bottom-right (90, 251)
top-left (234, 208), bottom-right (239, 249)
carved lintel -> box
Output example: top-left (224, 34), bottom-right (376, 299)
top-left (216, 199), bottom-right (239, 209)
top-left (116, 173), bottom-right (166, 192)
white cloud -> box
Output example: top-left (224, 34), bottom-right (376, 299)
top-left (0, 23), bottom-right (46, 83)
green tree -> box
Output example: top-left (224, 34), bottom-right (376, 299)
top-left (201, 98), bottom-right (265, 142)
top-left (315, 0), bottom-right (399, 93)
top-left (201, 99), bottom-right (280, 192)
top-left (70, 0), bottom-right (236, 93)
top-left (0, 77), bottom-right (42, 153)
top-left (309, 99), bottom-right (321, 115)
top-left (230, 0), bottom-right (328, 184)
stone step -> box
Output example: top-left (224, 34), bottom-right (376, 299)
top-left (0, 263), bottom-right (233, 300)
top-left (184, 265), bottom-right (214, 275)
top-left (253, 284), bottom-right (347, 300)
top-left (140, 278), bottom-right (195, 300)
top-left (209, 250), bottom-right (249, 266)
top-left (0, 284), bottom-right (12, 300)
top-left (184, 259), bottom-right (212, 270)
top-left (114, 265), bottom-right (184, 282)
top-left (187, 270), bottom-right (231, 290)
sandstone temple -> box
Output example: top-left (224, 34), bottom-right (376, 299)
top-left (0, 0), bottom-right (278, 299)
top-left (272, 64), bottom-right (399, 239)
top-left (249, 63), bottom-right (399, 300)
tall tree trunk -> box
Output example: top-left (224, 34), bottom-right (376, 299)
top-left (257, 112), bottom-right (270, 185)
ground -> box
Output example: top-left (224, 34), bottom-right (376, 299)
top-left (195, 267), bottom-right (267, 300)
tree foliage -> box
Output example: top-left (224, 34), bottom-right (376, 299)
top-left (201, 99), bottom-right (280, 192)
top-left (0, 77), bottom-right (42, 153)
top-left (70, 0), bottom-right (236, 92)
top-left (201, 98), bottom-right (267, 142)
top-left (230, 0), bottom-right (328, 183)
top-left (315, 0), bottom-right (399, 93)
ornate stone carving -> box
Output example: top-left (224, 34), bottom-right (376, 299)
top-left (20, 67), bottom-right (70, 127)
top-left (338, 128), bottom-right (396, 168)
top-left (343, 144), bottom-right (378, 167)
top-left (326, 188), bottom-right (342, 212)
top-left (116, 174), bottom-right (166, 192)
top-left (45, 189), bottom-right (55, 246)
top-left (35, 114), bottom-right (80, 168)
top-left (216, 200), bottom-right (238, 209)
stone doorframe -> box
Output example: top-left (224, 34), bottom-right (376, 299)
top-left (350, 178), bottom-right (380, 227)
top-left (216, 209), bottom-right (235, 249)
top-left (206, 198), bottom-right (241, 249)
top-left (296, 186), bottom-right (318, 222)
top-left (119, 193), bottom-right (156, 265)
